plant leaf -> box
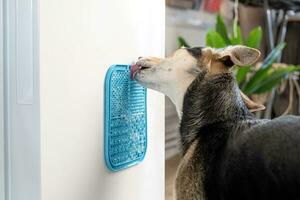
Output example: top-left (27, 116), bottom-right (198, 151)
top-left (242, 43), bottom-right (286, 94)
top-left (236, 65), bottom-right (251, 85)
top-left (177, 36), bottom-right (190, 48)
top-left (216, 15), bottom-right (231, 45)
top-left (230, 19), bottom-right (243, 45)
top-left (242, 65), bottom-right (271, 94)
top-left (252, 66), bottom-right (300, 94)
top-left (260, 42), bottom-right (286, 69)
top-left (206, 30), bottom-right (227, 48)
top-left (246, 26), bottom-right (262, 49)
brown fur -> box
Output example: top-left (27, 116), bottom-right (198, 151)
top-left (175, 141), bottom-right (205, 200)
top-left (197, 48), bottom-right (232, 75)
top-left (209, 60), bottom-right (229, 75)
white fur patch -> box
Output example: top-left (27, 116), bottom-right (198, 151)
top-left (135, 48), bottom-right (199, 118)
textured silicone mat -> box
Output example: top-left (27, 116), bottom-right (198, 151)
top-left (104, 64), bottom-right (147, 171)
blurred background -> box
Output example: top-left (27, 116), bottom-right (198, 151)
top-left (164, 0), bottom-right (300, 199)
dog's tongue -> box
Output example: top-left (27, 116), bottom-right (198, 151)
top-left (130, 64), bottom-right (139, 80)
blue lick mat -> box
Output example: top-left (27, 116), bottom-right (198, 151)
top-left (104, 64), bottom-right (147, 171)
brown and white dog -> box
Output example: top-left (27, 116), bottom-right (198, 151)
top-left (131, 45), bottom-right (300, 200)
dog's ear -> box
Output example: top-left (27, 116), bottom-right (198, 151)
top-left (240, 91), bottom-right (265, 112)
top-left (216, 45), bottom-right (261, 67)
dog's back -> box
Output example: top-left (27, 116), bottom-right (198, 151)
top-left (201, 115), bottom-right (300, 200)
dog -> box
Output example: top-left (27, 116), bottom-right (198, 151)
top-left (131, 45), bottom-right (300, 200)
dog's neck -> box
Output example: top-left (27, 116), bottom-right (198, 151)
top-left (167, 83), bottom-right (190, 118)
top-left (166, 75), bottom-right (196, 119)
top-left (179, 72), bottom-right (255, 154)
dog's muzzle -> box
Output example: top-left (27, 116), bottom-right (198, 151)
top-left (130, 62), bottom-right (151, 80)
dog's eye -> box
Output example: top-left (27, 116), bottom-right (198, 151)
top-left (187, 68), bottom-right (201, 76)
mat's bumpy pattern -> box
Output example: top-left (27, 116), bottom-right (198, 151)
top-left (105, 65), bottom-right (147, 171)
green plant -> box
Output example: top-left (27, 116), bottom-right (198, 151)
top-left (178, 36), bottom-right (190, 48)
top-left (177, 15), bottom-right (300, 95)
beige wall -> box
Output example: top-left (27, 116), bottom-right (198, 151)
top-left (40, 0), bottom-right (165, 200)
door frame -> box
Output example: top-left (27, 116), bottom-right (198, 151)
top-left (2, 0), bottom-right (40, 199)
top-left (0, 0), bottom-right (5, 198)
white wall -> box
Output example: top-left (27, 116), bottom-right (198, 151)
top-left (40, 1), bottom-right (165, 200)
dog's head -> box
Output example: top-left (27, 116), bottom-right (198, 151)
top-left (132, 45), bottom-right (264, 116)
